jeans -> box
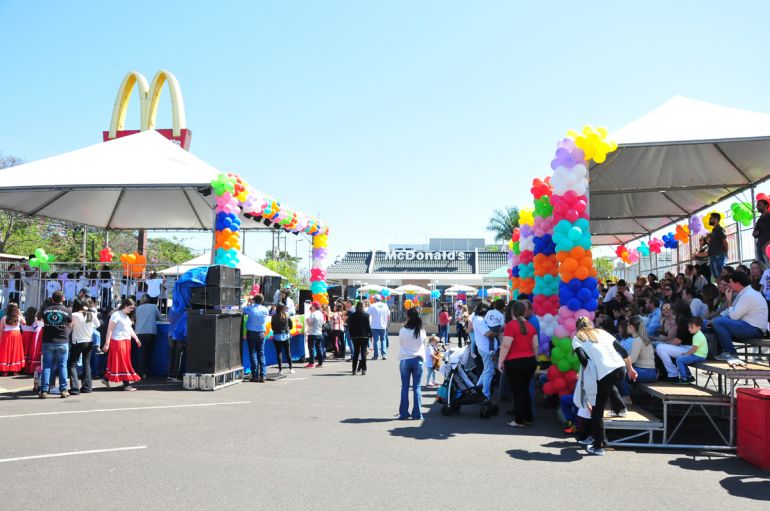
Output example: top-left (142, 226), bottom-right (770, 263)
top-left (135, 334), bottom-right (156, 377)
top-left (437, 325), bottom-right (449, 345)
top-left (68, 342), bottom-right (92, 392)
top-left (617, 365), bottom-right (658, 395)
top-left (91, 330), bottom-right (101, 348)
top-left (711, 316), bottom-right (764, 355)
top-left (480, 350), bottom-right (495, 399)
top-left (307, 334), bottom-right (324, 365)
top-left (273, 340), bottom-right (292, 371)
top-left (344, 328), bottom-right (353, 358)
top-left (709, 254), bottom-right (726, 282)
top-left (41, 343), bottom-right (69, 393)
top-left (591, 367), bottom-right (626, 448)
top-left (677, 354), bottom-right (706, 379)
top-left (372, 329), bottom-right (387, 358)
top-left (425, 365), bottom-right (436, 386)
top-left (504, 356), bottom-right (537, 424)
top-left (399, 357), bottom-right (423, 419)
top-left (246, 330), bottom-right (266, 378)
top-left (352, 338), bottom-right (368, 372)
top-left (560, 394), bottom-right (577, 423)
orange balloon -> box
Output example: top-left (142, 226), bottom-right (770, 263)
top-left (575, 266), bottom-right (589, 280)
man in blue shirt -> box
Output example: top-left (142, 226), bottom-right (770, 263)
top-left (643, 297), bottom-right (662, 338)
top-left (243, 294), bottom-right (269, 382)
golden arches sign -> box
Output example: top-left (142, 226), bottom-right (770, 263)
top-left (103, 69), bottom-right (191, 150)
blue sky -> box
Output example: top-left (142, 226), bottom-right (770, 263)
top-left (3, 0), bottom-right (770, 265)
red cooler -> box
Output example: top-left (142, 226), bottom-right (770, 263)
top-left (737, 388), bottom-right (770, 470)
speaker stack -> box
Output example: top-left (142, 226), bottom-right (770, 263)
top-left (185, 265), bottom-right (243, 376)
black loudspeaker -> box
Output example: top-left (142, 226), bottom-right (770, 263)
top-left (185, 312), bottom-right (243, 373)
top-left (298, 289), bottom-right (313, 306)
top-left (207, 265), bottom-right (241, 288)
top-left (190, 286), bottom-right (240, 309)
top-left (327, 285), bottom-right (342, 304)
top-left (262, 276), bottom-right (283, 303)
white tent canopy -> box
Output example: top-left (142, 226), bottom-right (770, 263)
top-left (589, 96), bottom-right (770, 245)
top-left (0, 131), bottom-right (233, 230)
top-left (159, 252), bottom-right (282, 278)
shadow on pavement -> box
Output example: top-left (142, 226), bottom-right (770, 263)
top-left (340, 418), bottom-right (400, 424)
top-left (507, 440), bottom-right (584, 463)
top-left (668, 455), bottom-right (770, 501)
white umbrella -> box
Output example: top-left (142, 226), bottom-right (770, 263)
top-left (393, 284), bottom-right (431, 295)
top-left (485, 287), bottom-right (510, 297)
top-left (444, 285), bottom-right (478, 296)
top-left (356, 284), bottom-right (386, 294)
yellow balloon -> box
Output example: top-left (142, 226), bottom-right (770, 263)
top-left (519, 208), bottom-right (534, 226)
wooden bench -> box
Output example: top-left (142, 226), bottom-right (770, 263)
top-left (733, 339), bottom-right (770, 365)
top-left (604, 405), bottom-right (664, 447)
top-left (638, 382), bottom-right (733, 450)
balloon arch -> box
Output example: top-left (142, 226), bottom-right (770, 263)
top-left (209, 173), bottom-right (330, 305)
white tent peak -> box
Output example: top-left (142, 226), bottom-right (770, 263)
top-left (159, 252), bottom-right (282, 278)
top-left (610, 95), bottom-right (770, 146)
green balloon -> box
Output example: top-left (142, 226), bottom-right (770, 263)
top-left (29, 259), bottom-right (40, 268)
top-left (557, 359), bottom-right (571, 372)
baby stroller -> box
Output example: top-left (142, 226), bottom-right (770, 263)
top-left (438, 345), bottom-right (499, 418)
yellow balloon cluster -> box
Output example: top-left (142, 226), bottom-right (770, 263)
top-left (566, 125), bottom-right (618, 164)
top-left (519, 208), bottom-right (535, 226)
top-left (701, 210), bottom-right (724, 232)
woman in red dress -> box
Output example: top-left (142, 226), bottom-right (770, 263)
top-left (21, 307), bottom-right (37, 373)
top-left (102, 298), bottom-right (142, 391)
top-left (0, 303), bottom-right (26, 374)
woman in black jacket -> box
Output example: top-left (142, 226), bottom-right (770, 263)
top-left (347, 301), bottom-right (372, 375)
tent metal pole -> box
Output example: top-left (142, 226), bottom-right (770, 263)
top-left (736, 221), bottom-right (743, 265)
top-left (752, 186), bottom-right (757, 227)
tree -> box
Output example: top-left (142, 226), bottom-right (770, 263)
top-left (594, 256), bottom-right (615, 282)
top-left (148, 236), bottom-right (196, 264)
top-left (262, 250), bottom-right (308, 288)
top-left (486, 206), bottom-right (520, 243)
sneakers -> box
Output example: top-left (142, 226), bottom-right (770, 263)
top-left (60, 390), bottom-right (70, 398)
top-left (675, 378), bottom-right (692, 385)
top-left (277, 369), bottom-right (284, 376)
top-left (249, 376), bottom-right (260, 383)
top-left (610, 409), bottom-right (628, 418)
top-left (586, 445), bottom-right (606, 456)
top-left (578, 436), bottom-right (595, 446)
top-left (38, 391), bottom-right (48, 399)
top-left (258, 376), bottom-right (265, 383)
top-left (304, 363), bottom-right (315, 368)
top-left (361, 370), bottom-right (366, 375)
top-left (507, 420), bottom-right (525, 428)
top-left (382, 356), bottom-right (387, 360)
top-left (290, 369), bottom-right (296, 374)
top-left (101, 378), bottom-right (110, 388)
top-left (563, 422), bottom-right (577, 435)
top-left (715, 352), bottom-right (737, 361)
top-left (123, 385), bottom-right (137, 392)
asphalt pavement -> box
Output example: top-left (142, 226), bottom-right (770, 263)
top-left (1, 355), bottom-right (768, 510)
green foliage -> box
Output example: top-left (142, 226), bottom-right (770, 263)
top-left (147, 236), bottom-right (195, 265)
top-left (594, 256), bottom-right (615, 282)
top-left (486, 207), bottom-right (520, 243)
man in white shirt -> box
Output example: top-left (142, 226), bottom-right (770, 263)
top-left (602, 279), bottom-right (633, 304)
top-left (682, 287), bottom-right (708, 319)
top-left (304, 302), bottom-right (325, 368)
top-left (712, 272), bottom-right (768, 360)
top-left (367, 295), bottom-right (390, 360)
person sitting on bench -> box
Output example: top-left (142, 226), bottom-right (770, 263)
top-left (712, 272), bottom-right (768, 360)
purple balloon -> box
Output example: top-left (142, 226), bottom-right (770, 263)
top-left (551, 138), bottom-right (586, 170)
top-left (519, 224), bottom-right (533, 238)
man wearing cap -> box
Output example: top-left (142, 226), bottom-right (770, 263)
top-left (753, 194), bottom-right (770, 264)
top-left (304, 301), bottom-right (325, 368)
top-left (708, 212), bottom-right (728, 282)
top-left (367, 295), bottom-right (390, 360)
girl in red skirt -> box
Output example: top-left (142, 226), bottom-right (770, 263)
top-left (0, 303), bottom-right (26, 374)
top-left (102, 298), bottom-right (142, 391)
top-left (21, 307), bottom-right (38, 374)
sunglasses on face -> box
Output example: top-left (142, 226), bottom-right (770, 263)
top-left (662, 307), bottom-right (671, 312)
